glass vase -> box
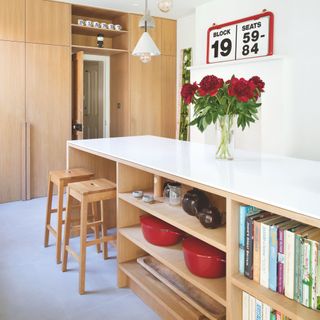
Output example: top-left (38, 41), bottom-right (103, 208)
top-left (215, 115), bottom-right (235, 160)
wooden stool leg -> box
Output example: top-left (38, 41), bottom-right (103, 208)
top-left (79, 199), bottom-right (88, 295)
top-left (44, 178), bottom-right (54, 247)
top-left (91, 202), bottom-right (101, 253)
top-left (56, 183), bottom-right (64, 264)
top-left (101, 200), bottom-right (108, 260)
top-left (62, 192), bottom-right (72, 272)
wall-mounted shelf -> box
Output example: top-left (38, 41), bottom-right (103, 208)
top-left (189, 55), bottom-right (284, 71)
top-left (72, 45), bottom-right (128, 56)
top-left (71, 24), bottom-right (128, 38)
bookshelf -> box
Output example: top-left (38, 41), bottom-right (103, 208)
top-left (67, 137), bottom-right (320, 320)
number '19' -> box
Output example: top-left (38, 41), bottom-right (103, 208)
top-left (211, 39), bottom-right (232, 58)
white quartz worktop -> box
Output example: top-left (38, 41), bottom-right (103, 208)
top-left (67, 136), bottom-right (320, 220)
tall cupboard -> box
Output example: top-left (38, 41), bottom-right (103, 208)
top-left (0, 0), bottom-right (71, 202)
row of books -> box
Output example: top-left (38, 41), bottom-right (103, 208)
top-left (239, 205), bottom-right (320, 311)
top-left (243, 291), bottom-right (291, 320)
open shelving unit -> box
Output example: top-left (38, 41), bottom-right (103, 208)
top-left (67, 140), bottom-right (320, 320)
top-left (120, 225), bottom-right (226, 306)
top-left (115, 161), bottom-right (320, 320)
top-left (118, 192), bottom-right (226, 252)
top-left (71, 4), bottom-right (129, 56)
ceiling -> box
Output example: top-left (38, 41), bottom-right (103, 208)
top-left (58, 0), bottom-right (213, 19)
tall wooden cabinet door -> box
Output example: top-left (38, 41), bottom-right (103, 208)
top-left (161, 56), bottom-right (177, 138)
top-left (26, 0), bottom-right (71, 46)
top-left (26, 43), bottom-right (71, 198)
top-left (130, 56), bottom-right (162, 136)
top-left (110, 54), bottom-right (130, 137)
top-left (0, 0), bottom-right (25, 41)
top-left (161, 19), bottom-right (177, 56)
top-left (129, 14), bottom-right (162, 52)
top-left (0, 41), bottom-right (25, 203)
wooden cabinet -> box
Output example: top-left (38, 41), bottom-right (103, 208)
top-left (161, 19), bottom-right (177, 56)
top-left (0, 41), bottom-right (25, 202)
top-left (126, 14), bottom-right (177, 138)
top-left (129, 14), bottom-right (162, 53)
top-left (129, 56), bottom-right (162, 136)
top-left (161, 56), bottom-right (177, 138)
top-left (26, 0), bottom-right (71, 46)
top-left (0, 0), bottom-right (25, 41)
top-left (26, 43), bottom-right (71, 197)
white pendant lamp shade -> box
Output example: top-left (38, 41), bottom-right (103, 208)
top-left (132, 32), bottom-right (160, 63)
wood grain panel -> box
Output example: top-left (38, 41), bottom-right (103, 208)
top-left (129, 14), bottom-right (161, 53)
top-left (26, 0), bottom-right (71, 46)
top-left (0, 41), bottom-right (25, 203)
top-left (110, 54), bottom-right (129, 137)
top-left (161, 55), bottom-right (176, 138)
top-left (161, 19), bottom-right (176, 56)
top-left (26, 43), bottom-right (71, 197)
top-left (0, 0), bottom-right (25, 41)
top-left (129, 55), bottom-right (162, 136)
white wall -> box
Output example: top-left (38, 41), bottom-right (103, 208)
top-left (180, 0), bottom-right (320, 160)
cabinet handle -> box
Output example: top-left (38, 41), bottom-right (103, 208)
top-left (22, 122), bottom-right (30, 200)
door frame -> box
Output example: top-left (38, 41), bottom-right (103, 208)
top-left (84, 54), bottom-right (110, 138)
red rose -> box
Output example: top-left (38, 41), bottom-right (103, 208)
top-left (228, 77), bottom-right (256, 102)
top-left (181, 82), bottom-right (198, 105)
top-left (250, 76), bottom-right (265, 92)
top-left (198, 75), bottom-right (223, 97)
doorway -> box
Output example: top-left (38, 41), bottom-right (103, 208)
top-left (84, 55), bottom-right (110, 139)
top-left (72, 53), bottom-right (110, 140)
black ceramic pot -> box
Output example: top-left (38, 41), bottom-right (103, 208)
top-left (182, 189), bottom-right (211, 216)
top-left (197, 207), bottom-right (222, 229)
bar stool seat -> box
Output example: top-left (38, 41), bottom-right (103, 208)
top-left (62, 178), bottom-right (116, 294)
top-left (44, 168), bottom-right (94, 264)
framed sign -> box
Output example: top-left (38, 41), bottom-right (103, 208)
top-left (207, 11), bottom-right (274, 64)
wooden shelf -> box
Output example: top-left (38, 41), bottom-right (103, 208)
top-left (120, 261), bottom-right (224, 320)
top-left (119, 226), bottom-right (227, 307)
top-left (72, 24), bottom-right (128, 38)
top-left (119, 192), bottom-right (226, 252)
top-left (72, 45), bottom-right (128, 56)
top-left (231, 273), bottom-right (320, 320)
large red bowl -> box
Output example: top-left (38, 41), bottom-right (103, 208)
top-left (182, 237), bottom-right (226, 278)
top-left (140, 215), bottom-right (183, 246)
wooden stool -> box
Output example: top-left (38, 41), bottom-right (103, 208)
top-left (62, 178), bottom-right (116, 294)
top-left (44, 168), bottom-right (94, 264)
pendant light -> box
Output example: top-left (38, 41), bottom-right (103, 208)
top-left (138, 0), bottom-right (155, 29)
top-left (157, 0), bottom-right (173, 13)
top-left (132, 0), bottom-right (160, 63)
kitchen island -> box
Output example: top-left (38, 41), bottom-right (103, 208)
top-left (67, 135), bottom-right (320, 320)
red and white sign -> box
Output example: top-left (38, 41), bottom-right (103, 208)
top-left (207, 11), bottom-right (274, 64)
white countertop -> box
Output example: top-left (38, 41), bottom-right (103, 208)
top-left (68, 136), bottom-right (320, 220)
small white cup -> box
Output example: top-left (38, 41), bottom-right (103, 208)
top-left (78, 19), bottom-right (85, 26)
top-left (85, 20), bottom-right (93, 27)
top-left (108, 23), bottom-right (115, 30)
top-left (93, 21), bottom-right (100, 28)
top-left (114, 24), bottom-right (122, 31)
top-left (100, 22), bottom-right (108, 29)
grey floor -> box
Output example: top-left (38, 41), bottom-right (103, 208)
top-left (0, 197), bottom-right (160, 320)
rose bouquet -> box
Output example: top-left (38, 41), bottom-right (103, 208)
top-left (181, 75), bottom-right (265, 159)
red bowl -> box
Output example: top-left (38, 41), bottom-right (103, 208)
top-left (182, 237), bottom-right (226, 278)
top-left (140, 215), bottom-right (183, 246)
